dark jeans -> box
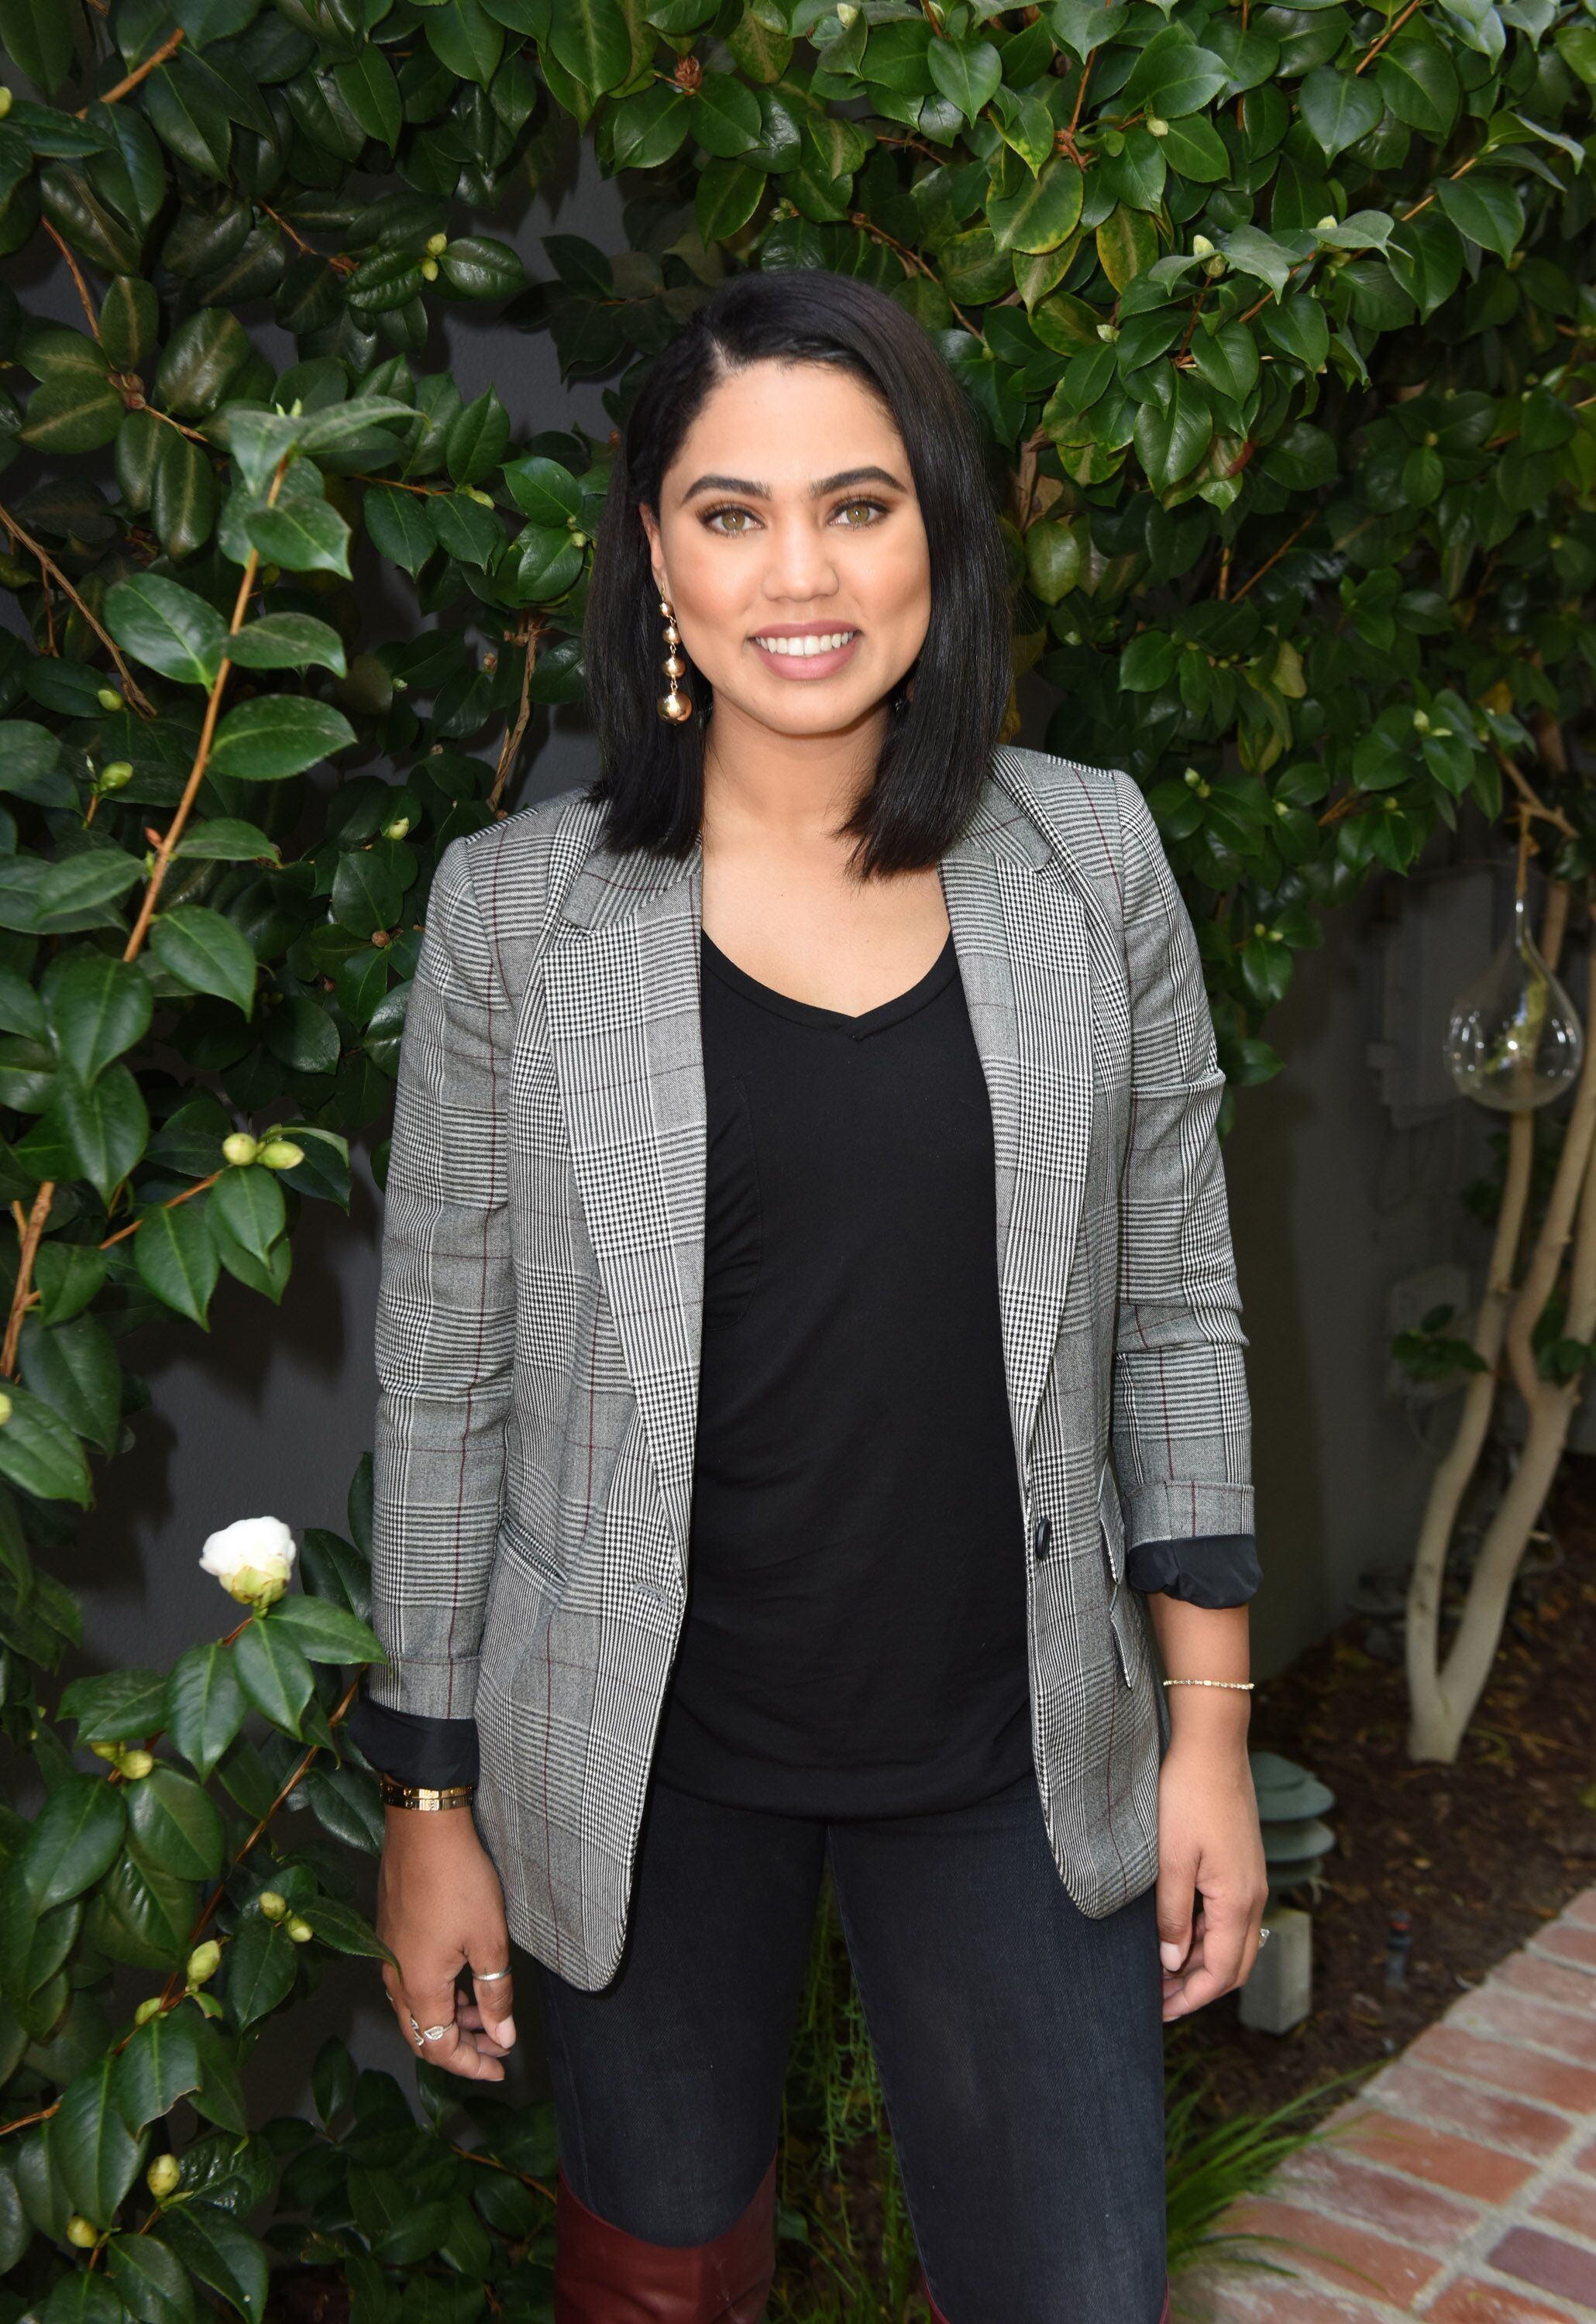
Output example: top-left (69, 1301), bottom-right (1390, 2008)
top-left (535, 1768), bottom-right (1167, 2323)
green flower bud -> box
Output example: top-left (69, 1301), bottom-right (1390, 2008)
top-left (1203, 255), bottom-right (1227, 279)
top-left (1183, 768), bottom-right (1202, 788)
top-left (383, 816), bottom-right (411, 841)
top-left (121, 1748), bottom-right (154, 1779)
top-left (0, 1392), bottom-right (14, 1425)
top-left (146, 2154), bottom-right (182, 2201)
top-left (91, 1739), bottom-right (122, 1762)
top-left (425, 232), bottom-right (449, 257)
top-left (571, 531), bottom-right (586, 548)
top-left (96, 688), bottom-right (124, 713)
top-left (222, 1133), bottom-right (260, 1167)
top-left (1146, 115), bottom-right (1168, 136)
top-left (258, 1140), bottom-right (304, 1171)
top-left (463, 486), bottom-right (494, 507)
top-left (286, 1915), bottom-right (314, 1944)
top-left (420, 259), bottom-right (439, 283)
top-left (1254, 921), bottom-right (1267, 938)
top-left (1412, 709), bottom-right (1431, 732)
top-left (67, 2216), bottom-right (98, 2249)
top-left (1096, 322), bottom-right (1119, 343)
top-left (1316, 215), bottom-right (1339, 232)
top-left (0, 88), bottom-right (12, 120)
top-left (836, 1), bottom-right (859, 21)
top-left (258, 1890), bottom-right (288, 1922)
top-left (186, 1940), bottom-right (222, 1986)
top-left (134, 1996), bottom-right (164, 2025)
top-left (99, 761), bottom-right (134, 791)
top-left (1192, 234), bottom-right (1216, 259)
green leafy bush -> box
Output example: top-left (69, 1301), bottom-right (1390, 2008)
top-left (2, 0), bottom-right (1594, 2307)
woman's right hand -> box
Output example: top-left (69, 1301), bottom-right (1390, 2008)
top-left (375, 1808), bottom-right (517, 2081)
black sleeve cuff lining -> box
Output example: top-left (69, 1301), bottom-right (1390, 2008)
top-left (1124, 1534), bottom-right (1261, 1610)
top-left (345, 1695), bottom-right (480, 1788)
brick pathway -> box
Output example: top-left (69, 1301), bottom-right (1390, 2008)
top-left (1177, 1887), bottom-right (1596, 2323)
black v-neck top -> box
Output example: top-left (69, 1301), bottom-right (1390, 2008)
top-left (648, 926), bottom-right (1035, 1815)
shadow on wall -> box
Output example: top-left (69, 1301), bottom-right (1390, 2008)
top-left (1223, 880), bottom-right (1475, 1679)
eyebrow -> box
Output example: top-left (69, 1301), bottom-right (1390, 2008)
top-left (679, 464), bottom-right (910, 504)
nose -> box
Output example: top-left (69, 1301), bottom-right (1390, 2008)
top-left (758, 508), bottom-right (841, 607)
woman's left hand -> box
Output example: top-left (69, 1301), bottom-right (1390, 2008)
top-left (1155, 1734), bottom-right (1269, 2022)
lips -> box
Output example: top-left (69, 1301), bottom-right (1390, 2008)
top-left (748, 627), bottom-right (859, 679)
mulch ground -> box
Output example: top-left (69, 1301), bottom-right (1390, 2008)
top-left (1173, 1452), bottom-right (1596, 2123)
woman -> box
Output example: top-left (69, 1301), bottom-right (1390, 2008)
top-left (352, 269), bottom-right (1268, 2324)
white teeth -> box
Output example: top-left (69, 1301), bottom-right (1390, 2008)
top-left (755, 631), bottom-right (856, 657)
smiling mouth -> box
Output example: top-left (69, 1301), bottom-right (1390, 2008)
top-left (751, 630), bottom-right (858, 658)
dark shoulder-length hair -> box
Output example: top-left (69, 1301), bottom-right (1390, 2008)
top-left (582, 267), bottom-right (1012, 879)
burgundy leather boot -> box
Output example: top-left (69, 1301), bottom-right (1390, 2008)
top-left (552, 2157), bottom-right (777, 2323)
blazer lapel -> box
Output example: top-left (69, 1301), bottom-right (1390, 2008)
top-left (544, 839), bottom-right (707, 1580)
top-left (942, 781), bottom-right (1096, 1483)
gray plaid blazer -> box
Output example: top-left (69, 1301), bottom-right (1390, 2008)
top-left (366, 743), bottom-right (1253, 1990)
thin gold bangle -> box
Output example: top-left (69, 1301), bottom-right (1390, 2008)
top-left (378, 1776), bottom-right (476, 1811)
top-left (1161, 1677), bottom-right (1254, 1691)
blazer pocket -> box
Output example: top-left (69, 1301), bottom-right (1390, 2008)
top-left (497, 1505), bottom-right (569, 1597)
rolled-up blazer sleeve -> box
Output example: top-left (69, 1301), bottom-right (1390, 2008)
top-left (1109, 775), bottom-right (1255, 1573)
top-left (363, 836), bottom-right (516, 1725)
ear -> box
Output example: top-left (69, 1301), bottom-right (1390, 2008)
top-left (638, 503), bottom-right (667, 600)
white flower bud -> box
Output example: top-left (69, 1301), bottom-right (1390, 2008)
top-left (1192, 235), bottom-right (1216, 259)
top-left (146, 2155), bottom-right (181, 2201)
top-left (222, 1133), bottom-right (260, 1167)
top-left (425, 232), bottom-right (449, 257)
top-left (1316, 215), bottom-right (1339, 232)
top-left (258, 1139), bottom-right (304, 1171)
top-left (199, 1516), bottom-right (297, 1607)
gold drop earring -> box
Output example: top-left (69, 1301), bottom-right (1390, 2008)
top-left (657, 594), bottom-right (692, 724)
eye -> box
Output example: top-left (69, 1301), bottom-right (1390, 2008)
top-left (701, 504), bottom-right (760, 535)
top-left (832, 498), bottom-right (888, 528)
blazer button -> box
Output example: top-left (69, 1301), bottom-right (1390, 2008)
top-left (1034, 1515), bottom-right (1052, 1563)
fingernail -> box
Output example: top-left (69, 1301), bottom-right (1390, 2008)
top-left (500, 2017), bottom-right (517, 2048)
top-left (1160, 1941), bottom-right (1184, 1972)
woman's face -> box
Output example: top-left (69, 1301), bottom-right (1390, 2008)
top-left (638, 359), bottom-right (931, 746)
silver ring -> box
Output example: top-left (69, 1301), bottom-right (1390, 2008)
top-left (408, 2013), bottom-right (454, 2042)
top-left (475, 1967), bottom-right (511, 1983)
top-left (1258, 1925), bottom-right (1273, 1948)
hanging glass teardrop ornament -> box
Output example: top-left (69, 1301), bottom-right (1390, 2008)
top-left (1443, 893), bottom-right (1584, 1112)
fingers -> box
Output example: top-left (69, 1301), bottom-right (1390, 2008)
top-left (400, 1969), bottom-right (507, 2082)
top-left (1155, 1858), bottom-right (1196, 1979)
top-left (1161, 1891), bottom-right (1266, 2023)
top-left (470, 1951), bottom-right (517, 2057)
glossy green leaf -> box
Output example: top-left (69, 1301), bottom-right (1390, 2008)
top-left (134, 1198), bottom-right (220, 1327)
top-left (108, 2235), bottom-right (197, 2324)
top-left (243, 495), bottom-right (352, 576)
top-left (46, 951), bottom-right (154, 1084)
top-left (55, 2058), bottom-right (143, 2227)
top-left (112, 2012), bottom-right (202, 2133)
top-left (232, 1615), bottom-right (314, 1736)
top-left (270, 1594), bottom-right (384, 1662)
top-left (334, 48), bottom-right (403, 148)
top-left (21, 1774), bottom-right (126, 1911)
top-left (164, 1640), bottom-right (246, 1779)
top-left (19, 1311), bottom-right (122, 1456)
top-left (150, 905), bottom-right (260, 1014)
top-left (155, 2205), bottom-right (267, 2324)
top-left (126, 1765), bottom-right (225, 1882)
top-left (105, 575), bottom-right (228, 687)
top-left (209, 697), bottom-right (356, 782)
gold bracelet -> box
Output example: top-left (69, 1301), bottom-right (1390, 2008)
top-left (378, 1776), bottom-right (476, 1811)
top-left (1161, 1677), bottom-right (1254, 1692)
